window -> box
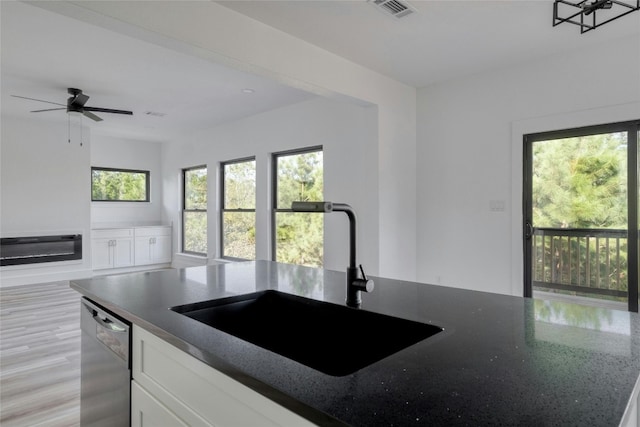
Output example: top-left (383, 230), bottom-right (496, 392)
top-left (221, 158), bottom-right (256, 260)
top-left (183, 166), bottom-right (207, 255)
top-left (273, 147), bottom-right (323, 267)
top-left (91, 167), bottom-right (149, 202)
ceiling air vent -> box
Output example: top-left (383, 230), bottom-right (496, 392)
top-left (369, 0), bottom-right (417, 19)
top-left (144, 111), bottom-right (166, 117)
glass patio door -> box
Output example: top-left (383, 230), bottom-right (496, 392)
top-left (523, 121), bottom-right (639, 312)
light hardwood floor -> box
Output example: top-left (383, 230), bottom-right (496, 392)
top-left (0, 281), bottom-right (81, 427)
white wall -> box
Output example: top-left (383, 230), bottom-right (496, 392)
top-left (91, 135), bottom-right (163, 225)
top-left (36, 0), bottom-right (418, 281)
top-left (416, 34), bottom-right (640, 296)
top-left (163, 97), bottom-right (379, 274)
top-left (0, 116), bottom-right (93, 286)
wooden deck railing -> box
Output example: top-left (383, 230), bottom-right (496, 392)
top-left (532, 227), bottom-right (628, 298)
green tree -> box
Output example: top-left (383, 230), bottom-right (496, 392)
top-left (531, 132), bottom-right (628, 297)
top-left (223, 160), bottom-right (256, 259)
top-left (91, 169), bottom-right (147, 201)
top-left (275, 151), bottom-right (324, 267)
top-left (532, 132), bottom-right (627, 228)
top-left (184, 167), bottom-right (207, 254)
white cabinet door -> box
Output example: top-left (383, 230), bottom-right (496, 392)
top-left (131, 380), bottom-right (188, 427)
top-left (134, 237), bottom-right (153, 266)
top-left (134, 227), bottom-right (172, 266)
top-left (153, 235), bottom-right (172, 264)
top-left (132, 326), bottom-right (316, 427)
top-left (92, 229), bottom-right (134, 270)
top-left (93, 227), bottom-right (170, 270)
top-left (91, 238), bottom-right (113, 270)
top-left (113, 238), bottom-right (134, 268)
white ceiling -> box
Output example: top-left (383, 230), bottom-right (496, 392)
top-left (219, 0), bottom-right (640, 87)
top-left (2, 1), bottom-right (639, 143)
top-left (0, 1), bottom-right (316, 142)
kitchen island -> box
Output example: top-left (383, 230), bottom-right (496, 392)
top-left (71, 261), bottom-right (640, 426)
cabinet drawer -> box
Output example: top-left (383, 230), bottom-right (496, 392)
top-left (132, 380), bottom-right (192, 427)
top-left (92, 228), bottom-right (134, 239)
top-left (134, 227), bottom-right (171, 238)
top-left (133, 326), bottom-right (316, 427)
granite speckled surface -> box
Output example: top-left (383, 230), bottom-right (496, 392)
top-left (71, 261), bottom-right (640, 426)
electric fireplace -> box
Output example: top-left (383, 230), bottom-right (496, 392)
top-left (0, 234), bottom-right (82, 266)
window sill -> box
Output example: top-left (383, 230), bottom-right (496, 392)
top-left (172, 253), bottom-right (208, 268)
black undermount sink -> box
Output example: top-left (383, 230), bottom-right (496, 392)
top-left (171, 290), bottom-right (442, 376)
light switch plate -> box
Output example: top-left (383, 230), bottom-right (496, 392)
top-left (490, 200), bottom-right (506, 212)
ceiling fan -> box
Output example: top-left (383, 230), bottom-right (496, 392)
top-left (12, 88), bottom-right (133, 122)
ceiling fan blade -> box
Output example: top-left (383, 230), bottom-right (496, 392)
top-left (30, 108), bottom-right (66, 113)
top-left (84, 106), bottom-right (133, 115)
top-left (82, 111), bottom-right (103, 122)
top-left (70, 93), bottom-right (90, 107)
top-left (12, 95), bottom-right (65, 106)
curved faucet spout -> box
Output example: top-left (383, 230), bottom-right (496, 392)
top-left (291, 201), bottom-right (374, 307)
top-left (331, 203), bottom-right (357, 269)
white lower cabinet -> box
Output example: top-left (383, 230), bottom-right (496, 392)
top-left (131, 380), bottom-right (188, 427)
top-left (92, 226), bottom-right (171, 271)
top-left (134, 227), bottom-right (172, 266)
top-left (132, 326), bottom-right (316, 427)
top-left (91, 229), bottom-right (134, 270)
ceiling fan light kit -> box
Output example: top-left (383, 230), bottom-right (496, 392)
top-left (67, 111), bottom-right (84, 146)
top-left (553, 0), bottom-right (640, 33)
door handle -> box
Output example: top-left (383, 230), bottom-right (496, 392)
top-left (525, 222), bottom-right (534, 239)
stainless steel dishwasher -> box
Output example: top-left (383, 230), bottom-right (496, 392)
top-left (81, 297), bottom-right (131, 426)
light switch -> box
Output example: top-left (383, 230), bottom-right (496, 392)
top-left (490, 200), bottom-right (506, 212)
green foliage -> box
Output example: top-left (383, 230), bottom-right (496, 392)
top-left (184, 167), bottom-right (207, 254)
top-left (223, 212), bottom-right (256, 260)
top-left (185, 168), bottom-right (207, 210)
top-left (224, 161), bottom-right (256, 210)
top-left (531, 132), bottom-right (629, 299)
top-left (532, 132), bottom-right (627, 228)
top-left (222, 161), bottom-right (256, 259)
top-left (275, 151), bottom-right (324, 267)
top-left (183, 152), bottom-right (324, 264)
top-left (276, 151), bottom-right (323, 208)
top-left (91, 169), bottom-right (148, 201)
top-left (276, 213), bottom-right (323, 267)
top-left (184, 211), bottom-right (207, 254)
top-left (532, 234), bottom-right (628, 294)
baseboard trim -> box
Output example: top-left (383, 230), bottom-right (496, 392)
top-left (0, 268), bottom-right (93, 288)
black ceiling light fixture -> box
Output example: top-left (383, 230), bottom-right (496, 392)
top-left (553, 0), bottom-right (639, 33)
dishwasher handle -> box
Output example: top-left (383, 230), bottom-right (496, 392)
top-left (82, 299), bottom-right (128, 333)
top-left (93, 313), bottom-right (127, 333)
top-left (82, 298), bottom-right (130, 364)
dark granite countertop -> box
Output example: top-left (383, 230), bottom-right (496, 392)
top-left (70, 261), bottom-right (640, 426)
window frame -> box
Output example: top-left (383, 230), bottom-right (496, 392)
top-left (182, 165), bottom-right (208, 256)
top-left (271, 145), bottom-right (323, 264)
top-left (91, 166), bottom-right (150, 202)
top-left (220, 156), bottom-right (257, 261)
